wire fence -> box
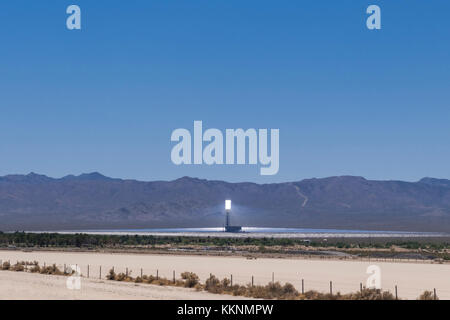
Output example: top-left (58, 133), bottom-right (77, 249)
top-left (1, 258), bottom-right (448, 300)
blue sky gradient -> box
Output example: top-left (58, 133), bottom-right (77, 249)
top-left (0, 1), bottom-right (449, 182)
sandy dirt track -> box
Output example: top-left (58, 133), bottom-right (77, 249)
top-left (1, 250), bottom-right (449, 299)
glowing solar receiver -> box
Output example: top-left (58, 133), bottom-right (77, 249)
top-left (224, 200), bottom-right (241, 232)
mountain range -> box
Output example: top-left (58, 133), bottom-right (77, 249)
top-left (1, 173), bottom-right (450, 232)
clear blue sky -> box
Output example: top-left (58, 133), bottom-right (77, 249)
top-left (0, 1), bottom-right (449, 183)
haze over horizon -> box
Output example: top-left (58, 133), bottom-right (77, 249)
top-left (1, 171), bottom-right (449, 184)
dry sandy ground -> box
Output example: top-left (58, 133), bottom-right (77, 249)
top-left (0, 270), bottom-right (247, 300)
top-left (1, 250), bottom-right (449, 300)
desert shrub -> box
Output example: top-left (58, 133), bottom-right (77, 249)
top-left (341, 288), bottom-right (396, 300)
top-left (181, 272), bottom-right (199, 288)
top-left (241, 281), bottom-right (302, 299)
top-left (326, 292), bottom-right (342, 300)
top-left (280, 283), bottom-right (299, 299)
top-left (112, 271), bottom-right (134, 282)
top-left (135, 276), bottom-right (143, 283)
top-left (2, 261), bottom-right (11, 270)
top-left (40, 264), bottom-right (63, 275)
top-left (174, 279), bottom-right (184, 286)
top-left (231, 285), bottom-right (247, 296)
top-left (221, 278), bottom-right (231, 288)
top-left (53, 264), bottom-right (63, 275)
top-left (11, 263), bottom-right (24, 272)
top-left (282, 283), bottom-right (297, 295)
top-left (266, 282), bottom-right (284, 298)
top-left (205, 275), bottom-right (222, 293)
top-left (194, 283), bottom-right (203, 291)
top-left (30, 264), bottom-right (40, 273)
top-left (145, 275), bottom-right (156, 284)
top-left (106, 268), bottom-right (117, 280)
top-left (246, 284), bottom-right (270, 299)
top-left (304, 290), bottom-right (325, 300)
top-left (154, 278), bottom-right (172, 286)
top-left (418, 290), bottom-right (438, 300)
top-left (115, 273), bottom-right (128, 281)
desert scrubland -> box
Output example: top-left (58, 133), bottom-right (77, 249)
top-left (0, 250), bottom-right (449, 300)
top-left (0, 270), bottom-right (248, 300)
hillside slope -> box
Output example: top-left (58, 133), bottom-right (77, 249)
top-left (0, 173), bottom-right (449, 232)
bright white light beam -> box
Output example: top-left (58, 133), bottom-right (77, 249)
top-left (225, 200), bottom-right (231, 211)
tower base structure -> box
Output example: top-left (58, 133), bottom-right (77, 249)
top-left (224, 225), bottom-right (242, 233)
top-left (224, 203), bottom-right (242, 233)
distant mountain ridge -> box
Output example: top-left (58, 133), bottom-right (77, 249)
top-left (0, 173), bottom-right (450, 232)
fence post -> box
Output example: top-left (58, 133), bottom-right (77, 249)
top-left (231, 274), bottom-right (233, 286)
top-left (302, 279), bottom-right (304, 294)
top-left (99, 266), bottom-right (102, 279)
top-left (126, 267), bottom-right (128, 277)
top-left (156, 269), bottom-right (159, 280)
top-left (87, 265), bottom-right (90, 278)
top-left (272, 272), bottom-right (274, 283)
top-left (395, 285), bottom-right (398, 300)
top-left (360, 283), bottom-right (363, 293)
top-left (173, 270), bottom-right (175, 283)
top-left (252, 276), bottom-right (254, 287)
top-left (434, 288), bottom-right (437, 300)
top-left (141, 268), bottom-right (143, 278)
top-left (330, 281), bottom-right (333, 295)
